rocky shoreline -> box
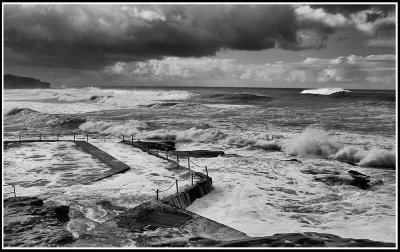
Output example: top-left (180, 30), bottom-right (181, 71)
top-left (3, 197), bottom-right (396, 248)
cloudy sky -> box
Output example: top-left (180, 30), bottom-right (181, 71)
top-left (3, 3), bottom-right (397, 89)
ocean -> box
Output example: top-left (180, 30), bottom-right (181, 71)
top-left (3, 86), bottom-right (397, 243)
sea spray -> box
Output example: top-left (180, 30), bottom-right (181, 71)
top-left (283, 128), bottom-right (396, 169)
top-left (333, 146), bottom-right (366, 164)
top-left (282, 128), bottom-right (341, 158)
top-left (358, 149), bottom-right (396, 169)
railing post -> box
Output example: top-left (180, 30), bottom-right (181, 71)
top-left (156, 189), bottom-right (159, 200)
top-left (73, 133), bottom-right (75, 142)
top-left (176, 179), bottom-right (179, 194)
top-left (122, 135), bottom-right (124, 141)
top-left (188, 158), bottom-right (190, 170)
top-left (191, 173), bottom-right (194, 186)
top-left (205, 166), bottom-right (209, 179)
top-left (39, 132), bottom-right (42, 141)
top-left (56, 133), bottom-right (59, 141)
top-left (177, 155), bottom-right (179, 169)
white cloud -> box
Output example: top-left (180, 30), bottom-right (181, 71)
top-left (102, 54), bottom-right (396, 87)
top-left (295, 5), bottom-right (348, 28)
top-left (121, 6), bottom-right (165, 21)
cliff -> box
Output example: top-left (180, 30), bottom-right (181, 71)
top-left (4, 74), bottom-right (51, 89)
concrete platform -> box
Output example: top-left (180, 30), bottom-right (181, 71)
top-left (73, 141), bottom-right (131, 182)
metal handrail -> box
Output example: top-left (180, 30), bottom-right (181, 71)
top-left (4, 184), bottom-right (16, 197)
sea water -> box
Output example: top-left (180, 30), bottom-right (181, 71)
top-left (2, 86), bottom-right (397, 243)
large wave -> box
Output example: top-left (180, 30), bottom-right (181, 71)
top-left (4, 107), bottom-right (86, 130)
top-left (79, 120), bottom-right (147, 136)
top-left (300, 88), bottom-right (351, 96)
top-left (282, 128), bottom-right (396, 169)
top-left (78, 120), bottom-right (282, 151)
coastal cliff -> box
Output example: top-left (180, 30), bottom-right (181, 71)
top-left (4, 74), bottom-right (51, 89)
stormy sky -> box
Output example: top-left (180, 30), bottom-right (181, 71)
top-left (3, 3), bottom-right (397, 89)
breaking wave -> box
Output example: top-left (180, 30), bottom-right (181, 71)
top-left (282, 128), bottom-right (396, 169)
top-left (79, 120), bottom-right (147, 136)
top-left (301, 88), bottom-right (351, 96)
top-left (5, 107), bottom-right (86, 130)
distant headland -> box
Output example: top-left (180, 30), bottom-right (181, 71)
top-left (4, 74), bottom-right (51, 89)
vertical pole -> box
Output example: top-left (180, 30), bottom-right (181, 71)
top-left (177, 155), bottom-right (179, 169)
top-left (176, 179), bottom-right (178, 194)
top-left (18, 133), bottom-right (21, 142)
top-left (123, 135), bottom-right (124, 141)
top-left (74, 133), bottom-right (75, 142)
top-left (56, 133), bottom-right (59, 141)
top-left (188, 158), bottom-right (190, 170)
top-left (191, 173), bottom-right (194, 186)
top-left (205, 166), bottom-right (209, 179)
top-left (156, 189), bottom-right (159, 200)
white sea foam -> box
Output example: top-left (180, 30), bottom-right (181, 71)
top-left (282, 128), bottom-right (396, 169)
top-left (79, 120), bottom-right (147, 136)
top-left (3, 88), bottom-right (193, 114)
top-left (281, 128), bottom-right (341, 158)
top-left (301, 87), bottom-right (351, 95)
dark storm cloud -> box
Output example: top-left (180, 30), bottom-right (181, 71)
top-left (311, 4), bottom-right (395, 16)
top-left (4, 5), bottom-right (301, 69)
top-left (4, 4), bottom-right (396, 70)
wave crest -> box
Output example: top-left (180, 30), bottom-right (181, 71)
top-left (301, 88), bottom-right (351, 96)
top-left (79, 120), bottom-right (147, 136)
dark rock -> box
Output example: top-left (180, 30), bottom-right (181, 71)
top-left (3, 197), bottom-right (74, 247)
top-left (171, 150), bottom-right (225, 158)
top-left (151, 240), bottom-right (188, 247)
top-left (4, 197), bottom-right (44, 207)
top-left (314, 169), bottom-right (376, 190)
top-left (53, 206), bottom-right (70, 222)
top-left (4, 74), bottom-right (50, 89)
top-left (209, 232), bottom-right (395, 247)
top-left (282, 158), bottom-right (302, 163)
top-left (131, 140), bottom-right (176, 151)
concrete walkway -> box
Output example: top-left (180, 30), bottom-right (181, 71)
top-left (74, 141), bottom-right (131, 182)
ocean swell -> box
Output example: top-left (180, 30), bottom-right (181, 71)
top-left (200, 93), bottom-right (274, 104)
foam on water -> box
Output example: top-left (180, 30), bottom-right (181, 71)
top-left (185, 146), bottom-right (396, 242)
top-left (3, 139), bottom-right (198, 237)
top-left (3, 88), bottom-right (193, 114)
top-left (3, 87), bottom-right (396, 244)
